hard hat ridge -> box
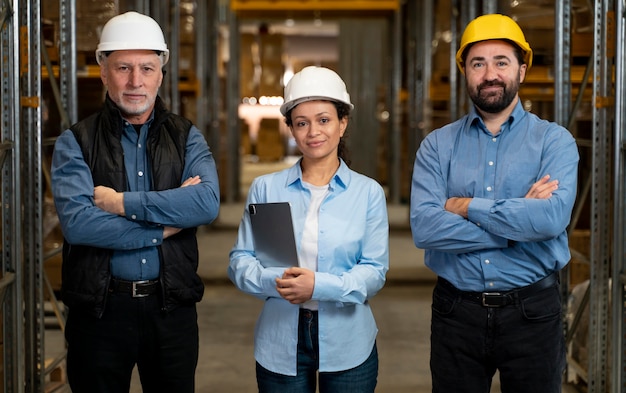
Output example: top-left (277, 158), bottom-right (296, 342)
top-left (280, 66), bottom-right (354, 116)
top-left (95, 11), bottom-right (169, 65)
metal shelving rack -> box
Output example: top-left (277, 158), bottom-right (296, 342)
top-left (0, 0), bottom-right (24, 391)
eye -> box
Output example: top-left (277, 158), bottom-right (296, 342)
top-left (320, 117), bottom-right (330, 124)
top-left (296, 121), bottom-right (308, 128)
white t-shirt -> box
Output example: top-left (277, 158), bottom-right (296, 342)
top-left (299, 182), bottom-right (329, 310)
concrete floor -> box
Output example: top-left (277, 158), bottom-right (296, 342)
top-left (43, 160), bottom-right (585, 392)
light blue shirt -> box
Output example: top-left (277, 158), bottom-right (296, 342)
top-left (410, 100), bottom-right (579, 292)
top-left (228, 159), bottom-right (389, 375)
top-left (51, 109), bottom-right (220, 281)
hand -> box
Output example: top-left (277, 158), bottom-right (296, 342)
top-left (94, 186), bottom-right (125, 216)
top-left (444, 197), bottom-right (471, 218)
top-left (525, 174), bottom-right (558, 199)
top-left (181, 175), bottom-right (201, 188)
top-left (275, 267), bottom-right (315, 304)
top-left (163, 226), bottom-right (182, 239)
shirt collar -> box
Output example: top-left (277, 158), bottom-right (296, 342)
top-left (285, 158), bottom-right (350, 191)
top-left (468, 99), bottom-right (525, 134)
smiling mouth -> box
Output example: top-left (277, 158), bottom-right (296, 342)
top-left (479, 86), bottom-right (504, 97)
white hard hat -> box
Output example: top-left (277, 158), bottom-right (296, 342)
top-left (280, 66), bottom-right (354, 116)
top-left (95, 11), bottom-right (169, 65)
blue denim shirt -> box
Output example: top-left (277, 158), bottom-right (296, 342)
top-left (410, 100), bottom-right (579, 291)
top-left (228, 159), bottom-right (389, 375)
top-left (52, 111), bottom-right (220, 281)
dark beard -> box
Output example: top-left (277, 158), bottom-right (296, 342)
top-left (469, 80), bottom-right (518, 114)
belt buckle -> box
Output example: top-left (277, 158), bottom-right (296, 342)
top-left (482, 292), bottom-right (504, 307)
top-left (132, 280), bottom-right (150, 298)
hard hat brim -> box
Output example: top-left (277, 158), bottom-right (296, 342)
top-left (279, 96), bottom-right (354, 116)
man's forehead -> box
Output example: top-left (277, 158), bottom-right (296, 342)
top-left (106, 50), bottom-right (161, 63)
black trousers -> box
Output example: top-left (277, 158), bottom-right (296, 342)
top-left (65, 291), bottom-right (199, 393)
top-left (430, 277), bottom-right (566, 393)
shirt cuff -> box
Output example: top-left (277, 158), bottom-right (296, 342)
top-left (123, 191), bottom-right (142, 221)
top-left (466, 197), bottom-right (492, 227)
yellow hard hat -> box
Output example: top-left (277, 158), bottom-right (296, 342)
top-left (455, 14), bottom-right (532, 74)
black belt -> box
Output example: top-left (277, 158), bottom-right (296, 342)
top-left (437, 272), bottom-right (558, 307)
top-left (109, 278), bottom-right (160, 298)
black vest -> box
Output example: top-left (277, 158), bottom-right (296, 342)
top-left (62, 95), bottom-right (204, 317)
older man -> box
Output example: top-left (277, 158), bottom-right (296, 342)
top-left (51, 11), bottom-right (220, 393)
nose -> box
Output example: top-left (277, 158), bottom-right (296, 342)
top-left (128, 68), bottom-right (143, 87)
top-left (307, 124), bottom-right (320, 136)
top-left (483, 63), bottom-right (498, 81)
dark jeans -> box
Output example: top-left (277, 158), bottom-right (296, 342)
top-left (65, 290), bottom-right (199, 393)
top-left (430, 278), bottom-right (566, 393)
top-left (256, 309), bottom-right (378, 393)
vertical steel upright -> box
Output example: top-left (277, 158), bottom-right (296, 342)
top-left (225, 2), bottom-right (240, 202)
top-left (21, 0), bottom-right (44, 389)
top-left (588, 0), bottom-right (614, 390)
top-left (59, 0), bottom-right (77, 127)
top-left (389, 4), bottom-right (401, 204)
top-left (204, 0), bottom-right (222, 170)
top-left (0, 0), bottom-right (23, 391)
top-left (554, 0), bottom-right (572, 128)
top-left (612, 0), bottom-right (626, 389)
top-left (553, 1), bottom-right (573, 384)
top-left (0, 0), bottom-right (20, 388)
top-left (405, 0), bottom-right (433, 162)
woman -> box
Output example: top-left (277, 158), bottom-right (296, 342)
top-left (228, 66), bottom-right (389, 393)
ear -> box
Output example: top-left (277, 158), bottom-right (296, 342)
top-left (100, 64), bottom-right (107, 86)
top-left (519, 63), bottom-right (527, 83)
top-left (339, 117), bottom-right (348, 137)
top-left (157, 67), bottom-right (164, 87)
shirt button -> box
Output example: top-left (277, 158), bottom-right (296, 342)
top-left (486, 186), bottom-right (492, 191)
top-left (138, 171), bottom-right (144, 177)
top-left (131, 214), bottom-right (137, 220)
top-left (141, 259), bottom-right (147, 264)
top-left (489, 282), bottom-right (494, 287)
top-left (492, 138), bottom-right (497, 142)
top-left (152, 239), bottom-right (157, 244)
top-left (138, 143), bottom-right (142, 148)
top-left (488, 161), bottom-right (494, 166)
top-left (485, 259), bottom-right (490, 264)
top-left (476, 222), bottom-right (481, 227)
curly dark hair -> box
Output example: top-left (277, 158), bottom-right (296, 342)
top-left (284, 100), bottom-right (352, 167)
